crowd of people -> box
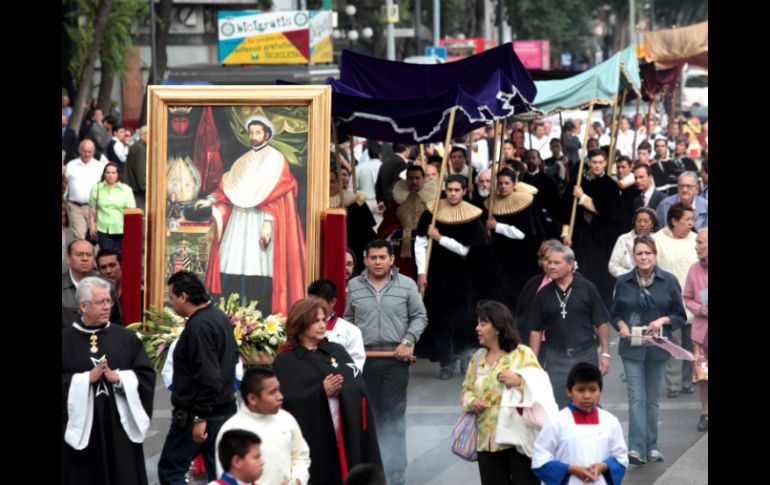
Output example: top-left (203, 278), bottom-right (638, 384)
top-left (62, 97), bottom-right (708, 485)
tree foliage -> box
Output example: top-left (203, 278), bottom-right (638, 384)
top-left (65, 0), bottom-right (148, 84)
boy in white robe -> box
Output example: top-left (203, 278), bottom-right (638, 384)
top-left (532, 362), bottom-right (628, 485)
top-left (307, 278), bottom-right (366, 372)
top-left (215, 367), bottom-right (311, 485)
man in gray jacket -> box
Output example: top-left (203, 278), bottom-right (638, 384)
top-left (344, 239), bottom-right (427, 485)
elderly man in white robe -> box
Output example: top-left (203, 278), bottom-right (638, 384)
top-left (62, 277), bottom-right (155, 485)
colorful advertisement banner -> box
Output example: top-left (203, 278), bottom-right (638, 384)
top-left (218, 10), bottom-right (332, 65)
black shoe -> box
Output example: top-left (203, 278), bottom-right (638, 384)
top-left (681, 386), bottom-right (695, 394)
top-left (697, 414), bottom-right (708, 432)
top-left (667, 390), bottom-right (680, 398)
top-left (438, 368), bottom-right (454, 380)
top-left (628, 451), bottom-right (646, 465)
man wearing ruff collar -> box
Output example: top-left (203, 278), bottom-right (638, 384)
top-left (377, 165), bottom-right (437, 280)
top-left (414, 174), bottom-right (516, 379)
top-left (194, 115), bottom-right (305, 316)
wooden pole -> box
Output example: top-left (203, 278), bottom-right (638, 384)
top-left (487, 120), bottom-right (503, 224)
top-left (632, 95), bottom-right (641, 160)
top-left (568, 102), bottom-right (595, 240)
top-left (645, 90), bottom-right (656, 145)
top-left (465, 131), bottom-right (474, 196)
top-left (607, 92), bottom-right (621, 175)
top-left (349, 135), bottom-right (357, 192)
top-left (423, 108), bottom-right (457, 288)
top-left (331, 122), bottom-right (346, 208)
top-left (419, 144), bottom-right (425, 168)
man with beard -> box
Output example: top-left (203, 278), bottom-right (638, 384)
top-left (377, 165), bottom-right (437, 279)
top-left (561, 149), bottom-right (626, 308)
top-left (471, 168), bottom-right (492, 208)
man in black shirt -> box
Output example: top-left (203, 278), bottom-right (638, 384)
top-left (157, 271), bottom-right (238, 484)
top-left (528, 244), bottom-right (611, 408)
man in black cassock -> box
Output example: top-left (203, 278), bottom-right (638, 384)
top-left (483, 168), bottom-right (545, 309)
top-left (414, 174), bottom-right (516, 379)
top-left (330, 167), bottom-right (378, 272)
top-left (62, 277), bottom-right (155, 485)
top-left (523, 149), bottom-right (562, 239)
top-left (561, 149), bottom-right (626, 308)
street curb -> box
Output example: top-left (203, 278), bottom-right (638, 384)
top-left (652, 433), bottom-right (708, 485)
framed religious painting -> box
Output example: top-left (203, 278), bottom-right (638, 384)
top-left (146, 85), bottom-right (331, 317)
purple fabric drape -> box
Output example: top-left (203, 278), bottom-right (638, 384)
top-left (640, 63), bottom-right (680, 97)
top-left (328, 43), bottom-right (539, 143)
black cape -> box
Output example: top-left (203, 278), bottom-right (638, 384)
top-left (482, 203), bottom-right (545, 309)
top-left (415, 210), bottom-right (516, 362)
top-left (62, 322), bottom-right (155, 485)
top-left (274, 340), bottom-right (382, 485)
top-left (561, 173), bottom-right (626, 308)
top-left (344, 200), bottom-right (378, 271)
top-left (524, 171), bottom-right (562, 239)
top-left (619, 183), bottom-right (641, 232)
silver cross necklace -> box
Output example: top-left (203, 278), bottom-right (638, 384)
top-left (555, 287), bottom-right (573, 319)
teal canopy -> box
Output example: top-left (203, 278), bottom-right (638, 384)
top-left (522, 44), bottom-right (641, 117)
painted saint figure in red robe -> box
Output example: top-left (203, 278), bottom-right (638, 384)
top-left (195, 115), bottom-right (306, 316)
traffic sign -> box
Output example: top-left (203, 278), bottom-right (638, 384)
top-left (424, 46), bottom-right (447, 60)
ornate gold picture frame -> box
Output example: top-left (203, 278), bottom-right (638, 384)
top-left (146, 85), bottom-right (331, 316)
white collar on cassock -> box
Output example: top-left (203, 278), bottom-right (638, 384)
top-left (73, 321), bottom-right (111, 333)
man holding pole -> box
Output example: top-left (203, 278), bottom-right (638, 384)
top-left (561, 149), bottom-right (626, 308)
top-left (344, 240), bottom-right (428, 485)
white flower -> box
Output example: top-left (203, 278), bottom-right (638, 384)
top-left (269, 336), bottom-right (278, 346)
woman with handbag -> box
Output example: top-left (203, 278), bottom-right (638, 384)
top-left (460, 300), bottom-right (543, 485)
top-left (89, 162), bottom-right (136, 251)
top-left (610, 236), bottom-right (686, 465)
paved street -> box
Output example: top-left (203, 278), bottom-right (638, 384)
top-left (144, 330), bottom-right (708, 484)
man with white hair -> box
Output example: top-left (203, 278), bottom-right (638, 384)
top-left (62, 276), bottom-right (155, 485)
top-left (193, 115), bottom-right (305, 316)
top-left (65, 139), bottom-right (107, 240)
top-left (655, 171), bottom-right (708, 230)
top-left (528, 243), bottom-right (612, 409)
top-left (470, 168), bottom-right (492, 208)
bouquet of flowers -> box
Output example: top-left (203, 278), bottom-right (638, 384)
top-left (127, 307), bottom-right (186, 373)
top-left (216, 293), bottom-right (287, 366)
top-left (128, 294), bottom-right (287, 371)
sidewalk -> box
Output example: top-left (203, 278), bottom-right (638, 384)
top-left (652, 433), bottom-right (708, 485)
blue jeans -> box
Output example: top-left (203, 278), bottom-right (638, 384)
top-left (622, 358), bottom-right (666, 456)
top-left (157, 412), bottom-right (232, 485)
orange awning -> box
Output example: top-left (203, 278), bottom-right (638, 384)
top-left (642, 21), bottom-right (708, 69)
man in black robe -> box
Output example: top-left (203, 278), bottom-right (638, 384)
top-left (62, 277), bottom-right (155, 485)
top-left (523, 149), bottom-right (562, 239)
top-left (483, 168), bottom-right (545, 309)
top-left (414, 174), bottom-right (516, 379)
top-left (330, 168), bottom-right (377, 271)
top-left (561, 149), bottom-right (626, 308)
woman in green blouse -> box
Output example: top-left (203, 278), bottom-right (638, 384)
top-left (461, 300), bottom-right (542, 485)
top-left (89, 162), bottom-right (136, 251)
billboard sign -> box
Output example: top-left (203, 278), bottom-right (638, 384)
top-left (218, 10), bottom-right (333, 65)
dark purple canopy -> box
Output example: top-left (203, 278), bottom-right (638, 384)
top-left (329, 43), bottom-right (539, 144)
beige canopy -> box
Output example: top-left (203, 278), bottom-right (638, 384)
top-left (642, 21), bottom-right (708, 69)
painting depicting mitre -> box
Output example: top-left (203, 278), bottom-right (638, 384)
top-left (167, 156), bottom-right (203, 203)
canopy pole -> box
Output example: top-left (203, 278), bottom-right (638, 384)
top-left (423, 108), bottom-right (457, 295)
top-left (465, 131), bottom-right (474, 196)
top-left (645, 90), bottom-right (656, 145)
top-left (607, 91), bottom-right (621, 175)
top-left (487, 120), bottom-right (502, 224)
top-left (419, 144), bottom-right (425, 168)
top-left (568, 102), bottom-right (595, 241)
top-left (349, 135), bottom-right (357, 192)
top-left (632, 95), bottom-right (641, 160)
top-left (331, 122), bottom-right (346, 208)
